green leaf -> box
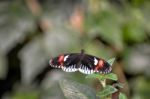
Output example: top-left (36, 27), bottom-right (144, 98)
top-left (86, 73), bottom-right (118, 81)
top-left (86, 73), bottom-right (105, 81)
top-left (107, 58), bottom-right (116, 66)
top-left (97, 85), bottom-right (118, 98)
top-left (59, 79), bottom-right (96, 99)
top-left (104, 73), bottom-right (118, 81)
top-left (113, 82), bottom-right (124, 89)
top-left (119, 92), bottom-right (128, 99)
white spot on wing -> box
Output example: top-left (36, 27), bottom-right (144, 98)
top-left (64, 55), bottom-right (69, 61)
top-left (94, 57), bottom-right (98, 65)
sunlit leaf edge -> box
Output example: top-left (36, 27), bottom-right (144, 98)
top-left (107, 58), bottom-right (116, 66)
top-left (86, 73), bottom-right (118, 81)
top-left (104, 73), bottom-right (118, 81)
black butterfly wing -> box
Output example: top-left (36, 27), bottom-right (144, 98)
top-left (80, 54), bottom-right (112, 74)
top-left (49, 53), bottom-right (79, 71)
top-left (49, 56), bottom-right (62, 68)
top-left (78, 54), bottom-right (96, 74)
top-left (62, 53), bottom-right (81, 72)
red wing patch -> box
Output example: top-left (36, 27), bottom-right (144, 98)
top-left (58, 55), bottom-right (64, 66)
top-left (95, 60), bottom-right (104, 71)
top-left (98, 60), bottom-right (104, 68)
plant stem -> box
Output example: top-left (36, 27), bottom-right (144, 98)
top-left (101, 79), bottom-right (106, 88)
top-left (100, 79), bottom-right (111, 99)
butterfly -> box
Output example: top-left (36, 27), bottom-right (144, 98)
top-left (49, 50), bottom-right (112, 74)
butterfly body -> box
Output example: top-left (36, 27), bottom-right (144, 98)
top-left (49, 50), bottom-right (112, 74)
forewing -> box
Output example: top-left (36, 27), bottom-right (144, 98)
top-left (97, 61), bottom-right (112, 74)
top-left (79, 54), bottom-right (112, 74)
top-left (62, 53), bottom-right (80, 72)
top-left (79, 54), bottom-right (97, 74)
top-left (49, 56), bottom-right (61, 68)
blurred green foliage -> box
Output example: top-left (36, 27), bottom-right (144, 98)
top-left (12, 90), bottom-right (39, 99)
top-left (0, 0), bottom-right (150, 99)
